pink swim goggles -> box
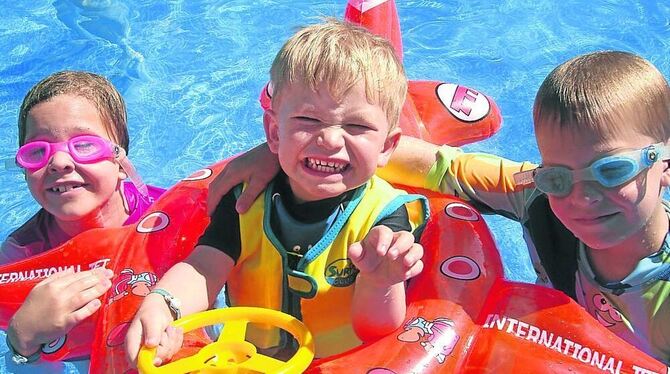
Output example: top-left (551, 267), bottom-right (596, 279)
top-left (12, 135), bottom-right (149, 198)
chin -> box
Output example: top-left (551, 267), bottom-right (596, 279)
top-left (575, 233), bottom-right (624, 250)
top-left (305, 183), bottom-right (348, 199)
top-left (51, 211), bottom-right (89, 222)
top-left (49, 204), bottom-right (97, 222)
top-left (305, 190), bottom-right (343, 201)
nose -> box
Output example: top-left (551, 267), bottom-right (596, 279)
top-left (47, 151), bottom-right (75, 174)
top-left (316, 126), bottom-right (345, 150)
top-left (567, 180), bottom-right (603, 207)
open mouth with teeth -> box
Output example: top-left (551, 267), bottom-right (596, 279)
top-left (48, 184), bottom-right (84, 193)
top-left (305, 157), bottom-right (350, 173)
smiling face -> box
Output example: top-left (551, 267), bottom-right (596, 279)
top-left (23, 94), bottom-right (128, 228)
top-left (536, 125), bottom-right (670, 250)
top-left (265, 80), bottom-right (400, 202)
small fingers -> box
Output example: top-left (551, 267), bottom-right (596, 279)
top-left (142, 316), bottom-right (165, 348)
top-left (372, 227), bottom-right (394, 258)
top-left (405, 258), bottom-right (424, 280)
top-left (348, 242), bottom-right (381, 274)
top-left (153, 330), bottom-right (170, 366)
top-left (125, 319), bottom-right (144, 364)
top-left (207, 142), bottom-right (279, 216)
top-left (167, 326), bottom-right (184, 359)
top-left (394, 243), bottom-right (423, 281)
top-left (402, 243), bottom-right (424, 269)
top-left (388, 231), bottom-right (416, 258)
top-left (67, 297), bottom-right (104, 326)
top-left (30, 268), bottom-right (112, 316)
top-left (63, 268), bottom-right (113, 291)
top-left (350, 226), bottom-right (395, 274)
top-left (235, 145), bottom-right (280, 213)
top-left (67, 275), bottom-right (113, 310)
top-left (154, 326), bottom-right (184, 366)
top-left (235, 176), bottom-right (265, 213)
top-left (348, 242), bottom-right (364, 263)
top-left (206, 172), bottom-right (234, 216)
top-left (36, 267), bottom-right (75, 286)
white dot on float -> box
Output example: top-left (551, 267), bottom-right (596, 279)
top-left (137, 212), bottom-right (170, 233)
top-left (182, 168), bottom-right (213, 181)
top-left (444, 202), bottom-right (480, 221)
top-left (440, 256), bottom-right (481, 280)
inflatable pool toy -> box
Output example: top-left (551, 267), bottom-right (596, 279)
top-left (259, 0), bottom-right (503, 147)
top-left (7, 160), bottom-right (667, 373)
top-left (0, 0), bottom-right (665, 373)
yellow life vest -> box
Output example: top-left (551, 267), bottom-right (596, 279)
top-left (227, 176), bottom-right (428, 357)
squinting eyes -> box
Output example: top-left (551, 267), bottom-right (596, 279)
top-left (292, 118), bottom-right (374, 132)
top-left (294, 116), bottom-right (319, 122)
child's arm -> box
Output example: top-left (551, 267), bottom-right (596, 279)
top-left (380, 136), bottom-right (537, 220)
top-left (348, 226), bottom-right (423, 342)
top-left (6, 267), bottom-right (113, 358)
top-left (124, 245), bottom-right (234, 365)
top-left (206, 142), bottom-right (280, 216)
top-left (205, 137), bottom-right (444, 215)
top-left (376, 135), bottom-right (443, 190)
top-left (206, 136), bottom-right (537, 219)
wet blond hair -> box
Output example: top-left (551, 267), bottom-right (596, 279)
top-left (534, 51), bottom-right (670, 142)
top-left (270, 18), bottom-right (407, 131)
top-left (18, 71), bottom-right (129, 151)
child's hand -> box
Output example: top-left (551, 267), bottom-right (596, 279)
top-left (207, 142), bottom-right (280, 216)
top-left (6, 267), bottom-right (113, 356)
top-left (125, 293), bottom-right (183, 366)
top-left (348, 226), bottom-right (424, 287)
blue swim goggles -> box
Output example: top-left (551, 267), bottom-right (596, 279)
top-left (513, 142), bottom-right (670, 197)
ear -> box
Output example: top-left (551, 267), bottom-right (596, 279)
top-left (264, 109), bottom-right (280, 154)
top-left (377, 127), bottom-right (402, 168)
top-left (661, 160), bottom-right (670, 188)
top-left (118, 165), bottom-right (128, 181)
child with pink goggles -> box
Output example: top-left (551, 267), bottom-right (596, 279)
top-left (11, 135), bottom-right (149, 200)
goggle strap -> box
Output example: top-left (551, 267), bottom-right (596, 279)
top-left (656, 143), bottom-right (670, 162)
top-left (114, 147), bottom-right (151, 202)
top-left (513, 169), bottom-right (536, 186)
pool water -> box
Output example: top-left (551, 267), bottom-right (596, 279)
top-left (0, 0), bottom-right (669, 372)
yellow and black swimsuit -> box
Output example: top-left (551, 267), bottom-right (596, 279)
top-left (200, 175), bottom-right (428, 357)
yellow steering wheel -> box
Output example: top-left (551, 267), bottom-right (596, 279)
top-left (137, 307), bottom-right (315, 374)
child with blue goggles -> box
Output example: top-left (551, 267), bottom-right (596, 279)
top-left (209, 51), bottom-right (670, 364)
top-left (387, 51), bottom-right (670, 364)
top-left (515, 142), bottom-right (670, 197)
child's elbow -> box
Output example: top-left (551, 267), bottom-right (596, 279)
top-left (352, 312), bottom-right (405, 343)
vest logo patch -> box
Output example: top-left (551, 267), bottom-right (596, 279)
top-left (325, 258), bottom-right (359, 287)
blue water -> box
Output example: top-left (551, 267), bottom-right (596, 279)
top-left (0, 0), bottom-right (669, 372)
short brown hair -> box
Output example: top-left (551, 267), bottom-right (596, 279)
top-left (533, 51), bottom-right (670, 141)
top-left (18, 71), bottom-right (129, 151)
top-left (270, 18), bottom-right (407, 131)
